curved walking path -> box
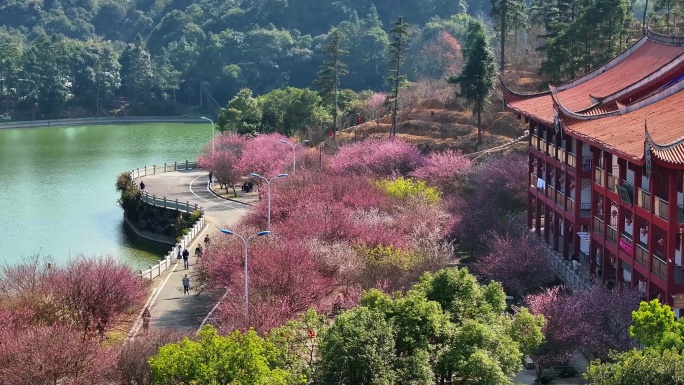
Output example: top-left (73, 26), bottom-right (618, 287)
top-left (136, 169), bottom-right (248, 332)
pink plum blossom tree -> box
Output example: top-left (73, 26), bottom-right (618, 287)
top-left (238, 133), bottom-right (292, 178)
top-left (362, 92), bottom-right (387, 125)
top-left (410, 150), bottom-right (471, 193)
top-left (329, 138), bottom-right (424, 177)
top-left (197, 133), bottom-right (247, 195)
top-left (475, 228), bottom-right (555, 297)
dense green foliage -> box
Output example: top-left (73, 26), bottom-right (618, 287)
top-left (532, 0), bottom-right (634, 82)
top-left (0, 0), bottom-right (488, 119)
top-left (316, 268), bottom-right (544, 385)
top-left (586, 299), bottom-right (684, 385)
top-left (149, 325), bottom-right (295, 385)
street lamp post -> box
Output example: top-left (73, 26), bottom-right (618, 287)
top-left (250, 173), bottom-right (288, 229)
top-left (201, 116), bottom-right (215, 153)
top-left (219, 229), bottom-right (270, 324)
top-left (279, 139), bottom-right (309, 174)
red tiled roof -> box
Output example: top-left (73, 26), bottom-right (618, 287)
top-left (568, 88), bottom-right (684, 162)
top-left (508, 40), bottom-right (684, 124)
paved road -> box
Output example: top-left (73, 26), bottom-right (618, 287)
top-left (136, 170), bottom-right (248, 332)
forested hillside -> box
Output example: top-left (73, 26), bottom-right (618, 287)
top-left (0, 0), bottom-right (670, 121)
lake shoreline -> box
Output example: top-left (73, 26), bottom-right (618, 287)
top-left (0, 116), bottom-right (207, 129)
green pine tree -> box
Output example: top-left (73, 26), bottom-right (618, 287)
top-left (314, 28), bottom-right (348, 138)
top-left (386, 16), bottom-right (409, 138)
top-left (448, 20), bottom-right (496, 151)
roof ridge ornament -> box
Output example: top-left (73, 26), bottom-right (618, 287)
top-left (644, 121), bottom-right (652, 176)
top-left (550, 86), bottom-right (620, 121)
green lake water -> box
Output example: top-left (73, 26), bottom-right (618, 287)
top-left (0, 122), bottom-right (209, 269)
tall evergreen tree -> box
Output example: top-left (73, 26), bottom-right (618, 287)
top-left (314, 28), bottom-right (348, 138)
top-left (448, 20), bottom-right (496, 151)
top-left (386, 16), bottom-right (409, 138)
top-left (491, 0), bottom-right (527, 71)
top-left (538, 0), bottom-right (633, 82)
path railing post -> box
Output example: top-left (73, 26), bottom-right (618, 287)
top-left (164, 162), bottom-right (167, 173)
top-left (163, 197), bottom-right (167, 209)
top-left (144, 166), bottom-right (147, 176)
top-left (153, 165), bottom-right (156, 174)
top-left (174, 161), bottom-right (177, 171)
top-left (186, 160), bottom-right (189, 170)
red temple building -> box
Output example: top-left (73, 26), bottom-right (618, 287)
top-left (504, 30), bottom-right (684, 314)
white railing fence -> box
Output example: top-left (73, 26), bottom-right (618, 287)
top-left (131, 161), bottom-right (198, 179)
top-left (128, 160), bottom-right (206, 280)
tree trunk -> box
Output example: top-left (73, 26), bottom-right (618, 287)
top-left (476, 109), bottom-right (482, 151)
top-left (231, 186), bottom-right (238, 197)
top-left (642, 0), bottom-right (649, 34)
top-left (500, 0), bottom-right (507, 72)
top-left (333, 84), bottom-right (338, 138)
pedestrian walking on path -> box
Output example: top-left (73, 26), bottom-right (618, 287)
top-left (208, 172), bottom-right (213, 186)
top-left (142, 307), bottom-right (151, 335)
top-left (204, 234), bottom-right (210, 248)
top-left (195, 244), bottom-right (202, 258)
top-left (182, 248), bottom-right (190, 269)
top-left (182, 274), bottom-right (190, 295)
top-left (140, 181), bottom-right (145, 191)
top-left (176, 244), bottom-right (182, 263)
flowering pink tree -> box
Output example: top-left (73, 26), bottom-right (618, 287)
top-left (362, 92), bottom-right (387, 125)
top-left (238, 133), bottom-right (292, 178)
top-left (473, 153), bottom-right (528, 213)
top-left (197, 133), bottom-right (247, 195)
top-left (0, 324), bottom-right (116, 385)
top-left (524, 284), bottom-right (640, 378)
top-left (200, 235), bottom-right (335, 333)
top-left (569, 285), bottom-right (641, 359)
top-left (476, 229), bottom-right (555, 298)
top-left (525, 287), bottom-right (579, 380)
top-left (410, 150), bottom-right (471, 193)
top-left (450, 153), bottom-right (527, 253)
top-left (52, 256), bottom-right (148, 340)
top-left (329, 138), bottom-right (425, 177)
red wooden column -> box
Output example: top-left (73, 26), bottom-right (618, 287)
top-left (666, 171), bottom-right (680, 305)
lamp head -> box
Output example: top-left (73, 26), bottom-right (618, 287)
top-left (301, 140), bottom-right (310, 144)
top-left (277, 173), bottom-right (289, 178)
top-left (220, 229), bottom-right (234, 235)
top-left (250, 173), bottom-right (261, 178)
top-left (256, 231), bottom-right (271, 237)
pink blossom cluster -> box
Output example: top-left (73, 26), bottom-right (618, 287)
top-left (525, 284), bottom-right (641, 369)
top-left (410, 150), bottom-right (471, 193)
top-left (0, 256), bottom-right (147, 382)
top-left (198, 170), bottom-right (454, 333)
top-left (328, 138), bottom-right (424, 177)
top-left (197, 133), bottom-right (294, 191)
